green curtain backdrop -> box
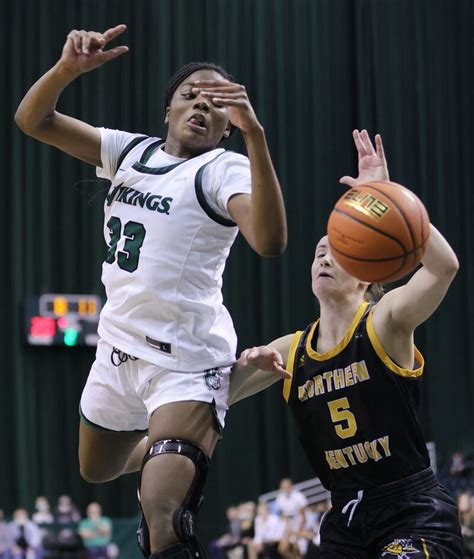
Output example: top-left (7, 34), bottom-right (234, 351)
top-left (2, 0), bottom-right (473, 547)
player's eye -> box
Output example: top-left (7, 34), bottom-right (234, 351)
top-left (182, 92), bottom-right (195, 100)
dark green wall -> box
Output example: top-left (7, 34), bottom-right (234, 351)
top-left (2, 0), bottom-right (473, 545)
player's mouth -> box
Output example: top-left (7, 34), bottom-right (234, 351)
top-left (187, 113), bottom-right (208, 134)
top-left (318, 272), bottom-right (333, 279)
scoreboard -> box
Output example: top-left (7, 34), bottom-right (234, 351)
top-left (25, 294), bottom-right (103, 347)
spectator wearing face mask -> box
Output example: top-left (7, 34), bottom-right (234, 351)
top-left (32, 497), bottom-right (54, 526)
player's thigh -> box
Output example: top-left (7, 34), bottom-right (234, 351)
top-left (318, 508), bottom-right (367, 559)
top-left (376, 488), bottom-right (463, 558)
top-left (147, 400), bottom-right (221, 456)
top-left (79, 421), bottom-right (146, 482)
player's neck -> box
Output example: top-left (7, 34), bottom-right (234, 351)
top-left (317, 296), bottom-right (364, 351)
top-left (163, 134), bottom-right (215, 159)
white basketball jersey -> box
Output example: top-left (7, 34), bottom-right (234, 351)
top-left (97, 132), bottom-right (250, 371)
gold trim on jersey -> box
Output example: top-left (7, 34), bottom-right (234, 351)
top-left (366, 309), bottom-right (424, 378)
top-left (422, 538), bottom-right (430, 558)
top-left (305, 301), bottom-right (369, 361)
top-left (283, 331), bottom-right (304, 403)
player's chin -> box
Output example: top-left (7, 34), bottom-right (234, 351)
top-left (185, 132), bottom-right (223, 153)
top-left (312, 280), bottom-right (337, 299)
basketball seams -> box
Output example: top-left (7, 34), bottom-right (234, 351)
top-left (329, 241), bottom-right (407, 282)
top-left (416, 196), bottom-right (430, 248)
top-left (329, 208), bottom-right (409, 282)
top-left (361, 182), bottom-right (417, 256)
top-left (329, 240), bottom-right (423, 262)
top-left (331, 207), bottom-right (407, 252)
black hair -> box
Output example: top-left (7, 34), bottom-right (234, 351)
top-left (163, 62), bottom-right (235, 138)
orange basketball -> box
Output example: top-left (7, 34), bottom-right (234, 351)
top-left (327, 180), bottom-right (430, 283)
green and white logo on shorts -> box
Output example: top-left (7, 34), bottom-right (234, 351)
top-left (204, 368), bottom-right (223, 390)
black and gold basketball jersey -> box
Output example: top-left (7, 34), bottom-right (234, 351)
top-left (283, 301), bottom-right (430, 492)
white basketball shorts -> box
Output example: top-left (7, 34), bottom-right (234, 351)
top-left (80, 338), bottom-right (231, 432)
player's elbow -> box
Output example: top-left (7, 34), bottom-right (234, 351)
top-left (440, 253), bottom-right (460, 279)
top-left (14, 108), bottom-right (51, 138)
top-left (14, 109), bottom-right (31, 134)
top-left (15, 111), bottom-right (40, 138)
top-left (254, 233), bottom-right (288, 257)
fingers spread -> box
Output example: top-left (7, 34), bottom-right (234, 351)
top-left (375, 134), bottom-right (386, 161)
top-left (273, 365), bottom-right (292, 379)
top-left (102, 24), bottom-right (127, 43)
top-left (339, 176), bottom-right (356, 188)
top-left (360, 129), bottom-right (376, 155)
top-left (101, 45), bottom-right (129, 63)
top-left (353, 129), bottom-right (367, 157)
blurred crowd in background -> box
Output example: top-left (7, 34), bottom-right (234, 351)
top-left (0, 496), bottom-right (115, 559)
top-left (211, 464), bottom-right (474, 559)
top-left (2, 451), bottom-right (474, 559)
top-left (209, 479), bottom-right (329, 559)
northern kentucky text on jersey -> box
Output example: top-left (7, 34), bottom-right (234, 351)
top-left (298, 359), bottom-right (370, 401)
top-left (106, 183), bottom-right (173, 214)
top-left (326, 435), bottom-right (392, 470)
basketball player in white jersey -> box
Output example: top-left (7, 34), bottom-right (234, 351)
top-left (15, 24), bottom-right (287, 559)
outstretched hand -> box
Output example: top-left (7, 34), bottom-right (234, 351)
top-left (340, 129), bottom-right (389, 188)
top-left (239, 346), bottom-right (291, 379)
top-left (60, 24), bottom-right (129, 74)
top-left (192, 80), bottom-right (261, 135)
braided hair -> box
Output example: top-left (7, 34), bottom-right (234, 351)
top-left (163, 62), bottom-right (235, 138)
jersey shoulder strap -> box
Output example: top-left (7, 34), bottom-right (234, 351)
top-left (282, 322), bottom-right (314, 403)
top-left (113, 135), bottom-right (149, 176)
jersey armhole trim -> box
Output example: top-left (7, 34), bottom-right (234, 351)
top-left (283, 331), bottom-right (304, 403)
top-left (366, 309), bottom-right (424, 378)
top-left (113, 135), bottom-right (149, 176)
top-left (195, 152), bottom-right (237, 227)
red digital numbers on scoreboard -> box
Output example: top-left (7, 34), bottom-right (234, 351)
top-left (25, 294), bottom-right (102, 347)
top-left (30, 316), bottom-right (56, 338)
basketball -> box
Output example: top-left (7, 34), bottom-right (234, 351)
top-left (327, 180), bottom-right (430, 283)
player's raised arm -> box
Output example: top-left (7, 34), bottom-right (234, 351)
top-left (192, 80), bottom-right (287, 257)
top-left (15, 25), bottom-right (129, 167)
top-left (373, 224), bottom-right (459, 337)
top-left (229, 335), bottom-right (293, 405)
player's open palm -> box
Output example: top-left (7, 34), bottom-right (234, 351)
top-left (192, 80), bottom-right (261, 135)
top-left (60, 24), bottom-right (129, 74)
top-left (340, 129), bottom-right (389, 188)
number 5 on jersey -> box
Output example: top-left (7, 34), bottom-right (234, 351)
top-left (327, 397), bottom-right (358, 439)
top-left (106, 216), bottom-right (146, 273)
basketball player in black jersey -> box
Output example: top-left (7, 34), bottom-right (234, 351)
top-left (230, 130), bottom-right (463, 557)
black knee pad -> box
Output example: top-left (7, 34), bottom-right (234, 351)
top-left (137, 439), bottom-right (210, 559)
